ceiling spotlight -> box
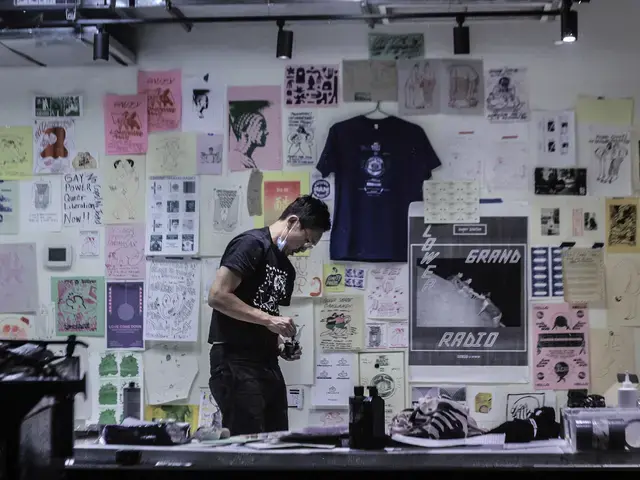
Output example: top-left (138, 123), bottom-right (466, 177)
top-left (561, 9), bottom-right (578, 43)
top-left (93, 27), bottom-right (109, 61)
top-left (453, 15), bottom-right (470, 55)
top-left (276, 20), bottom-right (293, 60)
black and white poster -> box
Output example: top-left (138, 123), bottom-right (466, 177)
top-left (408, 202), bottom-right (529, 383)
top-left (368, 33), bottom-right (424, 60)
top-left (286, 111), bottom-right (316, 165)
top-left (284, 65), bottom-right (339, 107)
top-left (182, 73), bottom-right (224, 132)
top-left (534, 167), bottom-right (587, 195)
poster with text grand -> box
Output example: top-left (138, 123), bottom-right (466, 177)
top-left (409, 215), bottom-right (528, 367)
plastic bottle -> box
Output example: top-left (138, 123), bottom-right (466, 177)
top-left (366, 386), bottom-right (386, 449)
top-left (348, 386), bottom-right (366, 449)
top-left (618, 371), bottom-right (639, 408)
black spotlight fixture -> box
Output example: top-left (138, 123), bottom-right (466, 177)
top-left (276, 19), bottom-right (293, 60)
top-left (453, 15), bottom-right (470, 55)
top-left (561, 1), bottom-right (578, 43)
top-left (93, 27), bottom-right (109, 61)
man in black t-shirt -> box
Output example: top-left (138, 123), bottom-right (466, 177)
top-left (207, 195), bottom-right (331, 435)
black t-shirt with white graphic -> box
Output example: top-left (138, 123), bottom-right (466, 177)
top-left (208, 227), bottom-right (295, 358)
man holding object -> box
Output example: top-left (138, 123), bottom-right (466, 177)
top-left (208, 195), bottom-right (331, 435)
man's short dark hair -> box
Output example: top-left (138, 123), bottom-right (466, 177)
top-left (279, 195), bottom-right (331, 232)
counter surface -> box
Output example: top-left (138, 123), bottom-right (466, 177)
top-left (71, 442), bottom-right (640, 471)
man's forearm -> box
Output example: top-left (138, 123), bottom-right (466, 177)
top-left (209, 292), bottom-right (272, 327)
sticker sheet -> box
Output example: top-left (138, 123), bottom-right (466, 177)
top-left (284, 65), bottom-right (339, 107)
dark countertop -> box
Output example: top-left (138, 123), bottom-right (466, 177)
top-left (69, 442), bottom-right (640, 472)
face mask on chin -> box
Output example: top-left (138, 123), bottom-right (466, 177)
top-left (276, 221), bottom-right (296, 252)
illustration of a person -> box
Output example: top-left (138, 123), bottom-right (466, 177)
top-left (448, 64), bottom-right (480, 108)
top-left (193, 89), bottom-right (209, 119)
top-left (228, 100), bottom-right (271, 169)
top-left (486, 76), bottom-right (521, 112)
top-left (109, 158), bottom-right (139, 220)
top-left (404, 62), bottom-right (426, 109)
top-left (200, 146), bottom-right (221, 165)
top-left (288, 125), bottom-right (314, 159)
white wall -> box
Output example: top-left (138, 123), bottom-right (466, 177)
top-left (1, 0), bottom-right (639, 429)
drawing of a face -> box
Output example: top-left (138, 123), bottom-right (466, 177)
top-left (160, 292), bottom-right (183, 319)
top-left (193, 89), bottom-right (209, 118)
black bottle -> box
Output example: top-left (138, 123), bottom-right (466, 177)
top-left (123, 382), bottom-right (141, 420)
top-left (363, 386), bottom-right (386, 449)
top-left (348, 386), bottom-right (366, 449)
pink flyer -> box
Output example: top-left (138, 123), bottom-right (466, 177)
top-left (104, 94), bottom-right (148, 155)
top-left (137, 69), bottom-right (182, 132)
top-left (532, 302), bottom-right (589, 390)
top-left (227, 85), bottom-right (282, 172)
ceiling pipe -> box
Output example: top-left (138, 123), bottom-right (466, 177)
top-left (0, 7), bottom-right (562, 29)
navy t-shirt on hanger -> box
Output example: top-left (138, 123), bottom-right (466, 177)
top-left (316, 115), bottom-right (441, 262)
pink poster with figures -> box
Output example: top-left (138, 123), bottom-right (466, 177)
top-left (227, 85), bottom-right (282, 172)
top-left (137, 69), bottom-right (182, 132)
top-left (104, 94), bottom-right (148, 155)
top-left (532, 302), bottom-right (590, 390)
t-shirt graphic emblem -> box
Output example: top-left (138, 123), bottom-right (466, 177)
top-left (365, 142), bottom-right (385, 177)
top-left (253, 264), bottom-right (288, 314)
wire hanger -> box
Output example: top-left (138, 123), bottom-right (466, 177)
top-left (363, 101), bottom-right (390, 119)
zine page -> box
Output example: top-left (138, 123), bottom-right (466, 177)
top-left (103, 94), bottom-right (148, 156)
top-left (199, 177), bottom-right (244, 256)
top-left (51, 277), bottom-right (106, 337)
top-left (311, 351), bottom-right (357, 407)
top-left (62, 171), bottom-right (103, 227)
top-left (106, 282), bottom-right (144, 349)
top-left (589, 327), bottom-right (636, 395)
top-left (33, 119), bottom-right (75, 174)
top-left (484, 67), bottom-right (530, 123)
top-left (286, 111), bottom-right (316, 165)
top-left (314, 295), bottom-right (364, 351)
top-left (0, 314), bottom-right (35, 340)
top-left (182, 72), bottom-right (224, 133)
top-left (19, 176), bottom-right (63, 233)
top-left (532, 303), bottom-right (589, 390)
top-left (0, 243), bottom-right (38, 314)
top-left (279, 299), bottom-right (315, 385)
top-left (137, 69), bottom-right (182, 132)
top-left (606, 254), bottom-right (640, 327)
top-left (105, 224), bottom-right (146, 280)
top-left (532, 110), bottom-right (576, 167)
top-left (91, 351), bottom-right (143, 424)
top-left (586, 125), bottom-right (631, 196)
top-left (0, 126), bottom-right (33, 179)
top-left (365, 264), bottom-right (408, 320)
top-left (143, 344), bottom-right (198, 404)
top-left (144, 258), bottom-right (200, 342)
top-left (561, 248), bottom-right (605, 303)
top-left (0, 180), bottom-right (20, 235)
top-left (102, 155), bottom-right (146, 224)
top-left (146, 176), bottom-right (199, 256)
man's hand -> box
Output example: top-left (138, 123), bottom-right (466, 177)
top-left (266, 316), bottom-right (296, 337)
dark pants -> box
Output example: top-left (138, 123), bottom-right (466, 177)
top-left (208, 344), bottom-right (288, 435)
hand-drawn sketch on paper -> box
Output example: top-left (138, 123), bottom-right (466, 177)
top-left (388, 322), bottom-right (408, 348)
top-left (440, 59), bottom-right (484, 116)
top-left (105, 224), bottom-right (145, 280)
top-left (20, 176), bottom-right (63, 233)
top-left (0, 126), bottom-right (33, 179)
top-left (0, 243), bottom-right (38, 314)
top-left (93, 351), bottom-right (143, 424)
top-left (72, 152), bottom-right (98, 170)
top-left (314, 295), bottom-right (364, 351)
top-left (366, 265), bottom-right (408, 319)
top-left (228, 86), bottom-right (282, 171)
top-left (212, 187), bottom-right (241, 233)
top-left (182, 73), bottom-right (224, 132)
top-left (291, 249), bottom-right (323, 298)
top-left (79, 230), bottom-right (100, 257)
top-left (137, 69), bottom-right (182, 132)
top-left (34, 95), bottom-right (82, 117)
top-left (607, 255), bottom-right (640, 326)
top-left (103, 94), bottom-right (148, 156)
top-left (506, 393), bottom-right (545, 421)
top-left (342, 60), bottom-right (397, 102)
top-left (284, 65), bottom-right (339, 107)
top-left (33, 119), bottom-right (75, 174)
top-left (0, 314), bottom-right (34, 340)
top-left (148, 133), bottom-right (196, 176)
top-left (368, 33), bottom-right (424, 60)
top-left (588, 127), bottom-right (631, 196)
top-left (144, 344), bottom-right (199, 404)
top-left (590, 328), bottom-right (636, 395)
top-left (196, 133), bottom-right (223, 175)
top-left (144, 259), bottom-right (200, 342)
top-left (106, 282), bottom-right (144, 349)
top-left (62, 172), bottom-right (103, 227)
top-left (52, 277), bottom-right (105, 336)
top-left (485, 67), bottom-right (530, 123)
top-left (286, 111), bottom-right (316, 165)
top-left (103, 155), bottom-right (144, 223)
top-left (397, 59), bottom-right (440, 116)
top-left (0, 180), bottom-right (20, 234)
top-left (200, 179), bottom-right (243, 256)
top-left (483, 133), bottom-right (529, 194)
top-left (606, 198), bottom-right (638, 252)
